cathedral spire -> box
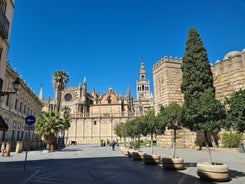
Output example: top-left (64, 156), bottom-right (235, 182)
top-left (83, 76), bottom-right (87, 85)
top-left (38, 84), bottom-right (44, 101)
top-left (127, 83), bottom-right (131, 97)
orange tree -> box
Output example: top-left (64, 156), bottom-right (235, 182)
top-left (141, 109), bottom-right (165, 154)
top-left (160, 102), bottom-right (182, 158)
top-left (225, 89), bottom-right (245, 133)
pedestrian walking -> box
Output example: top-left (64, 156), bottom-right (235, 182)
top-left (111, 140), bottom-right (116, 151)
top-left (1, 142), bottom-right (6, 157)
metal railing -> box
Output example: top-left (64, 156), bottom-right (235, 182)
top-left (70, 112), bottom-right (142, 119)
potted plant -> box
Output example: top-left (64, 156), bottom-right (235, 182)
top-left (160, 102), bottom-right (184, 170)
top-left (197, 143), bottom-right (229, 182)
top-left (181, 28), bottom-right (228, 181)
top-left (128, 117), bottom-right (146, 161)
top-left (36, 111), bottom-right (65, 152)
top-left (141, 109), bottom-right (164, 165)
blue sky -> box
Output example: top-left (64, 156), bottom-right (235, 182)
top-left (8, 0), bottom-right (245, 99)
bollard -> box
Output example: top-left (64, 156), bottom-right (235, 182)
top-left (15, 141), bottom-right (23, 153)
top-left (6, 142), bottom-right (11, 156)
top-left (239, 143), bottom-right (245, 153)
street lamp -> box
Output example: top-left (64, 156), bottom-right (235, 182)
top-left (0, 78), bottom-right (21, 96)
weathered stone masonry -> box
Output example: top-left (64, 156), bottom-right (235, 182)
top-left (153, 49), bottom-right (245, 148)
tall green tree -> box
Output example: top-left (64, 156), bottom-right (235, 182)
top-left (181, 28), bottom-right (215, 103)
top-left (35, 111), bottom-right (65, 150)
top-left (53, 70), bottom-right (69, 113)
top-left (225, 89), bottom-right (245, 133)
top-left (181, 28), bottom-right (226, 146)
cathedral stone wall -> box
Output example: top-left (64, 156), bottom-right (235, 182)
top-left (153, 49), bottom-right (245, 148)
top-left (67, 116), bottom-right (132, 144)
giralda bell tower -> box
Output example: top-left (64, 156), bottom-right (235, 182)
top-left (136, 61), bottom-right (152, 103)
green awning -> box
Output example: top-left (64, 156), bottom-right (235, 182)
top-left (0, 115), bottom-right (8, 131)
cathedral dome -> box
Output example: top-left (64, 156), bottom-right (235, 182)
top-left (223, 51), bottom-right (241, 60)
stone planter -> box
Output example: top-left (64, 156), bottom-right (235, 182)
top-left (50, 144), bottom-right (56, 152)
top-left (120, 146), bottom-right (129, 156)
top-left (120, 146), bottom-right (125, 154)
top-left (132, 151), bottom-right (145, 161)
top-left (197, 162), bottom-right (230, 182)
top-left (127, 149), bottom-right (135, 158)
top-left (162, 157), bottom-right (184, 170)
top-left (143, 154), bottom-right (161, 165)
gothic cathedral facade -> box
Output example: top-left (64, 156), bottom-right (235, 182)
top-left (42, 62), bottom-right (154, 144)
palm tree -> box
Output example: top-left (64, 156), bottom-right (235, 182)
top-left (61, 106), bottom-right (71, 145)
top-left (52, 70), bottom-right (69, 113)
top-left (35, 111), bottom-right (65, 150)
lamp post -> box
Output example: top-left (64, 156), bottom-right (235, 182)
top-left (0, 78), bottom-right (21, 96)
top-left (0, 78), bottom-right (21, 142)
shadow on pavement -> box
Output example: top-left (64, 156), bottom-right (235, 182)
top-left (229, 169), bottom-right (245, 179)
top-left (2, 155), bottom-right (241, 184)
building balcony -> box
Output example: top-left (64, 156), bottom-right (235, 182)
top-left (0, 7), bottom-right (9, 39)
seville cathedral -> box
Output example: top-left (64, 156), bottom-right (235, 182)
top-left (41, 62), bottom-right (154, 144)
top-left (39, 48), bottom-right (245, 147)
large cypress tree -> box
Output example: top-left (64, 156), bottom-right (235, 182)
top-left (181, 28), bottom-right (215, 102)
top-left (181, 28), bottom-right (225, 139)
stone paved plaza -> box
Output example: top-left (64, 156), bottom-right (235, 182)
top-left (0, 144), bottom-right (245, 184)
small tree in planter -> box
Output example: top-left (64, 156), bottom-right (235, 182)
top-left (114, 122), bottom-right (128, 154)
top-left (124, 119), bottom-right (137, 148)
top-left (181, 28), bottom-right (229, 181)
top-left (114, 122), bottom-right (127, 146)
top-left (124, 119), bottom-right (139, 157)
top-left (35, 111), bottom-right (65, 151)
top-left (130, 116), bottom-right (146, 160)
top-left (134, 117), bottom-right (145, 150)
top-left (160, 102), bottom-right (184, 170)
top-left (141, 109), bottom-right (164, 164)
